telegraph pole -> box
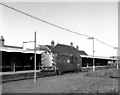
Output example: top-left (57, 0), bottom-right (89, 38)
top-left (34, 31), bottom-right (37, 83)
top-left (114, 47), bottom-right (119, 69)
top-left (93, 37), bottom-right (95, 71)
top-left (23, 31), bottom-right (37, 83)
top-left (88, 37), bottom-right (95, 71)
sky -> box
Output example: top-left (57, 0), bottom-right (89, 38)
top-left (0, 1), bottom-right (118, 57)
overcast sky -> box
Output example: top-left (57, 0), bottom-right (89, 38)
top-left (0, 1), bottom-right (118, 57)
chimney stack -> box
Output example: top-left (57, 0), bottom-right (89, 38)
top-left (70, 42), bottom-right (73, 47)
top-left (51, 40), bottom-right (55, 47)
top-left (0, 36), bottom-right (5, 47)
top-left (76, 45), bottom-right (79, 50)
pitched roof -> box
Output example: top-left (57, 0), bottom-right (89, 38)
top-left (46, 44), bottom-right (88, 55)
top-left (46, 45), bottom-right (54, 51)
top-left (37, 45), bottom-right (49, 52)
top-left (78, 50), bottom-right (88, 55)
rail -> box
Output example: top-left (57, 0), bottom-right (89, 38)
top-left (0, 66), bottom-right (109, 76)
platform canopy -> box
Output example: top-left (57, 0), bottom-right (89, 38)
top-left (0, 47), bottom-right (45, 54)
top-left (81, 55), bottom-right (117, 61)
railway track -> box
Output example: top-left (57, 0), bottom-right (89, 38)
top-left (0, 66), bottom-right (109, 83)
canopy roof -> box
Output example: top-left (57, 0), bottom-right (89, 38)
top-left (0, 46), bottom-right (45, 54)
top-left (81, 55), bottom-right (117, 61)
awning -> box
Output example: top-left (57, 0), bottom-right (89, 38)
top-left (81, 55), bottom-right (117, 60)
top-left (0, 47), bottom-right (45, 54)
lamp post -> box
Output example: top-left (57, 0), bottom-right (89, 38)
top-left (113, 47), bottom-right (118, 69)
top-left (23, 31), bottom-right (37, 83)
top-left (88, 37), bottom-right (95, 71)
top-left (34, 31), bottom-right (36, 83)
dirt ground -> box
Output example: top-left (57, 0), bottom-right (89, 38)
top-left (2, 69), bottom-right (118, 93)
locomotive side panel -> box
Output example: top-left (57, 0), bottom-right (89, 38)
top-left (56, 54), bottom-right (82, 74)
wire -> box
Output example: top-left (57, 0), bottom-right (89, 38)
top-left (0, 3), bottom-right (91, 38)
top-left (0, 3), bottom-right (118, 49)
top-left (94, 38), bottom-right (116, 48)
